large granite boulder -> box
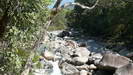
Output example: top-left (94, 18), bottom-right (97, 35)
top-left (99, 53), bottom-right (132, 70)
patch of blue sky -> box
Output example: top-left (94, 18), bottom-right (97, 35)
top-left (48, 0), bottom-right (74, 8)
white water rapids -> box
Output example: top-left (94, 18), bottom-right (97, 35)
top-left (33, 60), bottom-right (62, 75)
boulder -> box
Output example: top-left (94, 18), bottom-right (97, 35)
top-left (114, 63), bottom-right (133, 75)
top-left (88, 53), bottom-right (103, 65)
top-left (71, 47), bottom-right (90, 65)
top-left (99, 53), bottom-right (132, 70)
top-left (59, 62), bottom-right (79, 75)
top-left (43, 50), bottom-right (55, 60)
top-left (80, 70), bottom-right (88, 75)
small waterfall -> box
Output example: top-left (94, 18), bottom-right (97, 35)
top-left (50, 61), bottom-right (62, 75)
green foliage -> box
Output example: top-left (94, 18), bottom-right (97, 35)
top-left (0, 0), bottom-right (52, 74)
top-left (48, 9), bottom-right (70, 31)
top-left (68, 0), bottom-right (133, 47)
top-left (0, 48), bottom-right (30, 74)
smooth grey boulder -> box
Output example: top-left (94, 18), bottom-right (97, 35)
top-left (71, 47), bottom-right (90, 65)
top-left (59, 62), bottom-right (79, 75)
top-left (114, 63), bottom-right (133, 75)
top-left (99, 53), bottom-right (132, 70)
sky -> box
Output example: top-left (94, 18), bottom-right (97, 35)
top-left (48, 0), bottom-right (74, 8)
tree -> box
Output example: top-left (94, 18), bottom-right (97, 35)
top-left (0, 0), bottom-right (51, 74)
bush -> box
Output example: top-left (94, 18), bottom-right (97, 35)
top-left (0, 0), bottom-right (52, 74)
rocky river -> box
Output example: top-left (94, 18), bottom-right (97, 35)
top-left (32, 30), bottom-right (133, 75)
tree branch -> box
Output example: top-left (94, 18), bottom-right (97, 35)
top-left (61, 0), bottom-right (99, 9)
top-left (53, 0), bottom-right (63, 8)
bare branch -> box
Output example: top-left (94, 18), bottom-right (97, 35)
top-left (61, 0), bottom-right (99, 9)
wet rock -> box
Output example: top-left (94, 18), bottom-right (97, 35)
top-left (80, 70), bottom-right (88, 75)
top-left (99, 53), bottom-right (132, 70)
top-left (114, 63), bottom-right (133, 75)
top-left (57, 30), bottom-right (71, 38)
top-left (59, 62), bottom-right (79, 75)
top-left (78, 42), bottom-right (87, 47)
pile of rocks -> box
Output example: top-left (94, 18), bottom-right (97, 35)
top-left (34, 30), bottom-right (133, 75)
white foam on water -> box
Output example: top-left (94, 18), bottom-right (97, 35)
top-left (50, 61), bottom-right (62, 75)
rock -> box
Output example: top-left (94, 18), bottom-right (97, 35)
top-left (89, 64), bottom-right (97, 70)
top-left (76, 64), bottom-right (97, 70)
top-left (99, 53), bottom-right (132, 70)
top-left (114, 63), bottom-right (133, 75)
top-left (126, 52), bottom-right (133, 60)
top-left (65, 40), bottom-right (78, 48)
top-left (78, 42), bottom-right (87, 47)
top-left (57, 30), bottom-right (71, 38)
top-left (89, 53), bottom-right (103, 65)
top-left (71, 47), bottom-right (90, 65)
top-left (59, 62), bottom-right (79, 75)
top-left (80, 70), bottom-right (88, 75)
top-left (76, 64), bottom-right (90, 70)
top-left (43, 50), bottom-right (55, 60)
top-left (72, 57), bottom-right (89, 65)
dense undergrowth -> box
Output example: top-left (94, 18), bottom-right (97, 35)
top-left (0, 0), bottom-right (51, 74)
